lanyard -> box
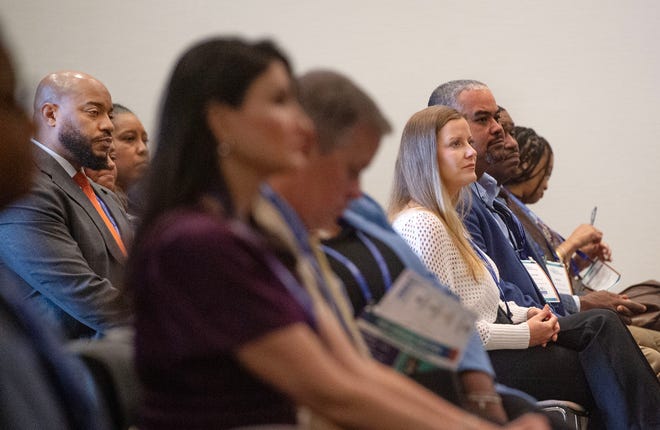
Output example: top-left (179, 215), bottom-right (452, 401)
top-left (97, 196), bottom-right (121, 235)
top-left (475, 185), bottom-right (528, 260)
top-left (357, 231), bottom-right (393, 291)
top-left (230, 219), bottom-right (315, 320)
top-left (322, 229), bottom-right (393, 306)
top-left (260, 186), bottom-right (352, 332)
top-left (470, 241), bottom-right (512, 319)
top-left (505, 191), bottom-right (590, 277)
top-left (505, 191), bottom-right (562, 261)
top-left (491, 198), bottom-right (528, 260)
top-left (322, 245), bottom-right (372, 303)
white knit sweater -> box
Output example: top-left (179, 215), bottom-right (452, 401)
top-left (392, 208), bottom-right (531, 350)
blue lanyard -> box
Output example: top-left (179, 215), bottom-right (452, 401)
top-left (96, 196), bottom-right (121, 235)
top-left (505, 191), bottom-right (562, 261)
top-left (476, 186), bottom-right (528, 260)
top-left (492, 198), bottom-right (528, 260)
top-left (357, 231), bottom-right (392, 291)
top-left (322, 229), bottom-right (393, 306)
top-left (506, 191), bottom-right (590, 277)
top-left (230, 219), bottom-right (315, 320)
top-left (322, 245), bottom-right (372, 303)
top-left (260, 186), bottom-right (354, 334)
top-left (470, 241), bottom-right (512, 319)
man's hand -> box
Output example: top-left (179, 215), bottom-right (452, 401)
top-left (579, 290), bottom-right (647, 324)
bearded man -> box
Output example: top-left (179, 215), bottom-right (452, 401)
top-left (0, 70), bottom-right (132, 339)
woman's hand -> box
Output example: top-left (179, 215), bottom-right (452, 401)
top-left (557, 224), bottom-right (603, 262)
top-left (579, 241), bottom-right (612, 262)
top-left (526, 304), bottom-right (560, 347)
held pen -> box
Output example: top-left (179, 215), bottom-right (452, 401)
top-left (575, 206), bottom-right (598, 266)
top-left (590, 206), bottom-right (598, 225)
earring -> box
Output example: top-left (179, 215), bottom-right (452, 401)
top-left (217, 141), bottom-right (231, 157)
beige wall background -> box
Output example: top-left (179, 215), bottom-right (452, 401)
top-left (3, 0), bottom-right (659, 288)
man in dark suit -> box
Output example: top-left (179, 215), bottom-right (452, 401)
top-left (0, 36), bottom-right (110, 430)
top-left (0, 69), bottom-right (132, 339)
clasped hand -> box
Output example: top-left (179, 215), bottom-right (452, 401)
top-left (579, 290), bottom-right (646, 325)
top-left (527, 304), bottom-right (560, 347)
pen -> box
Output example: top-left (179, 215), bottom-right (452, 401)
top-left (590, 206), bottom-right (597, 225)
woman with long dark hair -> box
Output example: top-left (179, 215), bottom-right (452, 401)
top-left (126, 38), bottom-right (544, 430)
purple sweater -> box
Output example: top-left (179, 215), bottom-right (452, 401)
top-left (131, 208), bottom-right (314, 429)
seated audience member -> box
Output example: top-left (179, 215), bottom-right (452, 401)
top-left (109, 103), bottom-right (149, 218)
top-left (428, 81), bottom-right (660, 422)
top-left (0, 68), bottom-right (132, 339)
top-left (503, 123), bottom-right (660, 379)
top-left (128, 37), bottom-right (544, 430)
top-left (260, 70), bottom-right (389, 356)
top-left (389, 104), bottom-right (660, 429)
top-left (0, 34), bottom-right (109, 430)
top-left (427, 82), bottom-right (644, 320)
top-left (262, 69), bottom-right (555, 427)
top-left (501, 118), bottom-right (609, 277)
top-left (85, 142), bottom-right (118, 190)
top-left (323, 196), bottom-right (569, 429)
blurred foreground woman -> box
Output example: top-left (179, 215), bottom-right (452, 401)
top-left (126, 37), bottom-right (550, 430)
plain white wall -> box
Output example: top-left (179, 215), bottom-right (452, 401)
top-left (3, 0), bottom-right (659, 287)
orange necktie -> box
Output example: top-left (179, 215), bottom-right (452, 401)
top-left (73, 172), bottom-right (127, 256)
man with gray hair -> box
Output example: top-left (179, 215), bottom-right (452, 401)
top-left (256, 71), bottom-right (556, 428)
top-left (257, 70), bottom-right (391, 350)
top-left (428, 80), bottom-right (519, 180)
top-left (428, 80), bottom-right (660, 428)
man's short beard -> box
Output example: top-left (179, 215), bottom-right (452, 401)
top-left (59, 122), bottom-right (109, 170)
top-left (486, 149), bottom-right (511, 165)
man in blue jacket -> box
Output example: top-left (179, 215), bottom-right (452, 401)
top-left (428, 79), bottom-right (660, 428)
top-left (428, 80), bottom-right (644, 319)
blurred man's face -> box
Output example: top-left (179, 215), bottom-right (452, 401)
top-left (272, 121), bottom-right (381, 232)
top-left (302, 123), bottom-right (381, 231)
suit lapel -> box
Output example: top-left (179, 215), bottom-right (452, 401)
top-left (92, 183), bottom-right (132, 245)
top-left (33, 146), bottom-right (126, 262)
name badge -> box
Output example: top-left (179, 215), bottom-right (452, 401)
top-left (580, 259), bottom-right (621, 291)
top-left (521, 259), bottom-right (560, 303)
top-left (546, 261), bottom-right (574, 295)
top-left (358, 269), bottom-right (475, 371)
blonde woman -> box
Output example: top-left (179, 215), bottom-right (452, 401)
top-left (389, 105), bottom-right (660, 429)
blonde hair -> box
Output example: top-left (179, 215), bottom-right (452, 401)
top-left (389, 105), bottom-right (484, 280)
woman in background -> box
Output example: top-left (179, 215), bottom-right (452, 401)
top-left (110, 104), bottom-right (149, 218)
top-left (503, 123), bottom-right (660, 380)
top-left (126, 37), bottom-right (542, 430)
top-left (502, 124), bottom-right (607, 274)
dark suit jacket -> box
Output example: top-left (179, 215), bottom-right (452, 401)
top-left (0, 144), bottom-right (132, 338)
top-left (0, 269), bottom-right (109, 430)
top-left (464, 186), bottom-right (568, 316)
